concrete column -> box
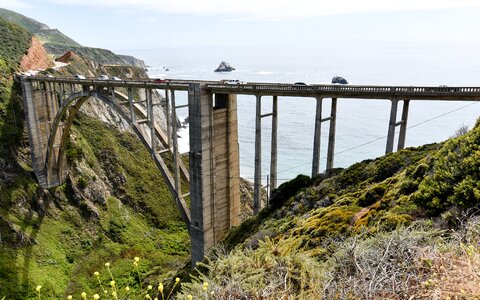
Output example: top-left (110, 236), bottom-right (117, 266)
top-left (312, 97), bottom-right (323, 177)
top-left (171, 90), bottom-right (180, 195)
top-left (147, 89), bottom-right (156, 152)
top-left (254, 94), bottom-right (262, 215)
top-left (187, 84), bottom-right (212, 265)
top-left (386, 99), bottom-right (399, 154)
top-left (326, 98), bottom-right (337, 171)
top-left (128, 88), bottom-right (135, 122)
top-left (166, 88), bottom-right (172, 147)
top-left (397, 100), bottom-right (410, 151)
top-left (269, 95), bottom-right (278, 192)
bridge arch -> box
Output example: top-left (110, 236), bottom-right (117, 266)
top-left (21, 78), bottom-right (242, 265)
top-left (42, 88), bottom-right (191, 227)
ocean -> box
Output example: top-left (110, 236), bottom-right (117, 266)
top-left (129, 45), bottom-right (480, 183)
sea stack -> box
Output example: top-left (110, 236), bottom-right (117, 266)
top-left (214, 61), bottom-right (235, 72)
top-left (331, 76), bottom-right (348, 84)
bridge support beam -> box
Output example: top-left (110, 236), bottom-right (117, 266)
top-left (189, 83), bottom-right (240, 266)
top-left (386, 99), bottom-right (410, 153)
top-left (21, 79), bottom-right (65, 187)
top-left (312, 97), bottom-right (323, 177)
top-left (397, 100), bottom-right (410, 151)
top-left (254, 95), bottom-right (262, 215)
top-left (386, 99), bottom-right (399, 154)
top-left (269, 96), bottom-right (278, 193)
top-left (326, 98), bottom-right (337, 172)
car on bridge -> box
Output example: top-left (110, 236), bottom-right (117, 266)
top-left (98, 75), bottom-right (109, 80)
top-left (153, 78), bottom-right (168, 83)
top-left (112, 76), bottom-right (122, 81)
top-left (74, 74), bottom-right (86, 80)
top-left (223, 79), bottom-right (245, 85)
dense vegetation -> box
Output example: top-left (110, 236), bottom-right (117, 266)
top-left (0, 16), bottom-right (189, 299)
top-left (0, 8), bottom-right (80, 47)
top-left (176, 121), bottom-right (480, 299)
top-left (44, 43), bottom-right (146, 67)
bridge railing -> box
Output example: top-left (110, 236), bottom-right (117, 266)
top-left (206, 83), bottom-right (480, 97)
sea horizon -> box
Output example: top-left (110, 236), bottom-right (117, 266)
top-left (129, 45), bottom-right (480, 183)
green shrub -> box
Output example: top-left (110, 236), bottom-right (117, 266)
top-left (357, 185), bottom-right (386, 207)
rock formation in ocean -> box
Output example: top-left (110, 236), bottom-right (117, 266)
top-left (214, 61), bottom-right (236, 72)
top-left (331, 76), bottom-right (348, 84)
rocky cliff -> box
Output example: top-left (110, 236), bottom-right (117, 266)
top-left (0, 17), bottom-right (188, 299)
top-left (20, 36), bottom-right (54, 71)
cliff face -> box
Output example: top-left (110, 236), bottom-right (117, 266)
top-left (20, 36), bottom-right (53, 71)
top-left (0, 18), bottom-right (188, 299)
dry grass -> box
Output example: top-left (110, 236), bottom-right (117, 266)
top-left (178, 216), bottom-right (480, 300)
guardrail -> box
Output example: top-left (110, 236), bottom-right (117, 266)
top-left (24, 75), bottom-right (480, 99)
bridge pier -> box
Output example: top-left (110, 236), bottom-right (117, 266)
top-left (386, 99), bottom-right (410, 154)
top-left (269, 96), bottom-right (278, 193)
top-left (189, 83), bottom-right (240, 265)
top-left (397, 100), bottom-right (410, 151)
top-left (326, 98), bottom-right (337, 172)
top-left (312, 97), bottom-right (337, 176)
top-left (312, 97), bottom-right (323, 177)
top-left (254, 95), bottom-right (262, 215)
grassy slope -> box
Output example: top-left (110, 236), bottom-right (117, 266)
top-left (0, 8), bottom-right (80, 47)
top-left (178, 121), bottom-right (480, 298)
top-left (0, 18), bottom-right (189, 299)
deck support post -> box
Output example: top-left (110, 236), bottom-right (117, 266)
top-left (386, 99), bottom-right (399, 154)
top-left (397, 100), bottom-right (410, 151)
top-left (254, 94), bottom-right (262, 215)
top-left (326, 98), bottom-right (337, 172)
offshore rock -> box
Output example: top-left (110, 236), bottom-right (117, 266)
top-left (332, 76), bottom-right (348, 84)
top-left (214, 61), bottom-right (236, 72)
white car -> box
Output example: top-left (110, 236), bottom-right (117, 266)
top-left (111, 76), bottom-right (121, 81)
top-left (75, 74), bottom-right (86, 80)
top-left (98, 75), bottom-right (109, 80)
top-left (224, 79), bottom-right (245, 85)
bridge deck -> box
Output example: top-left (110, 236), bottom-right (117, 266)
top-left (26, 76), bottom-right (480, 101)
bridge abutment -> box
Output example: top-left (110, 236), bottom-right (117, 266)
top-left (189, 83), bottom-right (241, 265)
top-left (21, 80), bottom-right (65, 187)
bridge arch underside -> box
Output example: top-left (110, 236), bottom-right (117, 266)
top-left (43, 89), bottom-right (191, 228)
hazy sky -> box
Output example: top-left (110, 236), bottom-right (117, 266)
top-left (2, 0), bottom-right (480, 51)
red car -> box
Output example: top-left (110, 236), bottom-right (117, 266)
top-left (153, 78), bottom-right (168, 83)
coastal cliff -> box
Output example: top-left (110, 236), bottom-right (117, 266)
top-left (0, 15), bottom-right (188, 299)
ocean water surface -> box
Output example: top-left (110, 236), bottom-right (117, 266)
top-left (129, 45), bottom-right (480, 183)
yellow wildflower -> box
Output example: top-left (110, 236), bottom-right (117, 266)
top-left (67, 296), bottom-right (72, 300)
top-left (134, 257), bottom-right (140, 262)
top-left (202, 282), bottom-right (209, 291)
top-left (147, 284), bottom-right (152, 290)
top-left (110, 280), bottom-right (115, 287)
top-left (125, 286), bottom-right (130, 292)
top-left (81, 292), bottom-right (87, 299)
top-left (175, 277), bottom-right (180, 283)
top-left (93, 294), bottom-right (100, 300)
top-left (158, 283), bottom-right (163, 293)
top-left (35, 285), bottom-right (42, 292)
top-left (104, 262), bottom-right (110, 267)
top-left (187, 295), bottom-right (192, 300)
top-left (94, 271), bottom-right (100, 277)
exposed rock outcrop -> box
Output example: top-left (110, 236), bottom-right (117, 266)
top-left (20, 36), bottom-right (54, 71)
top-left (214, 61), bottom-right (236, 72)
top-left (331, 76), bottom-right (348, 84)
top-left (55, 51), bottom-right (78, 63)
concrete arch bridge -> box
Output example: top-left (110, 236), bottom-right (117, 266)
top-left (20, 76), bottom-right (480, 264)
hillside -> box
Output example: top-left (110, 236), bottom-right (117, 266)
top-left (0, 8), bottom-right (80, 47)
top-left (0, 8), bottom-right (146, 68)
top-left (44, 43), bottom-right (147, 68)
top-left (0, 17), bottom-right (189, 299)
top-left (176, 124), bottom-right (480, 299)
